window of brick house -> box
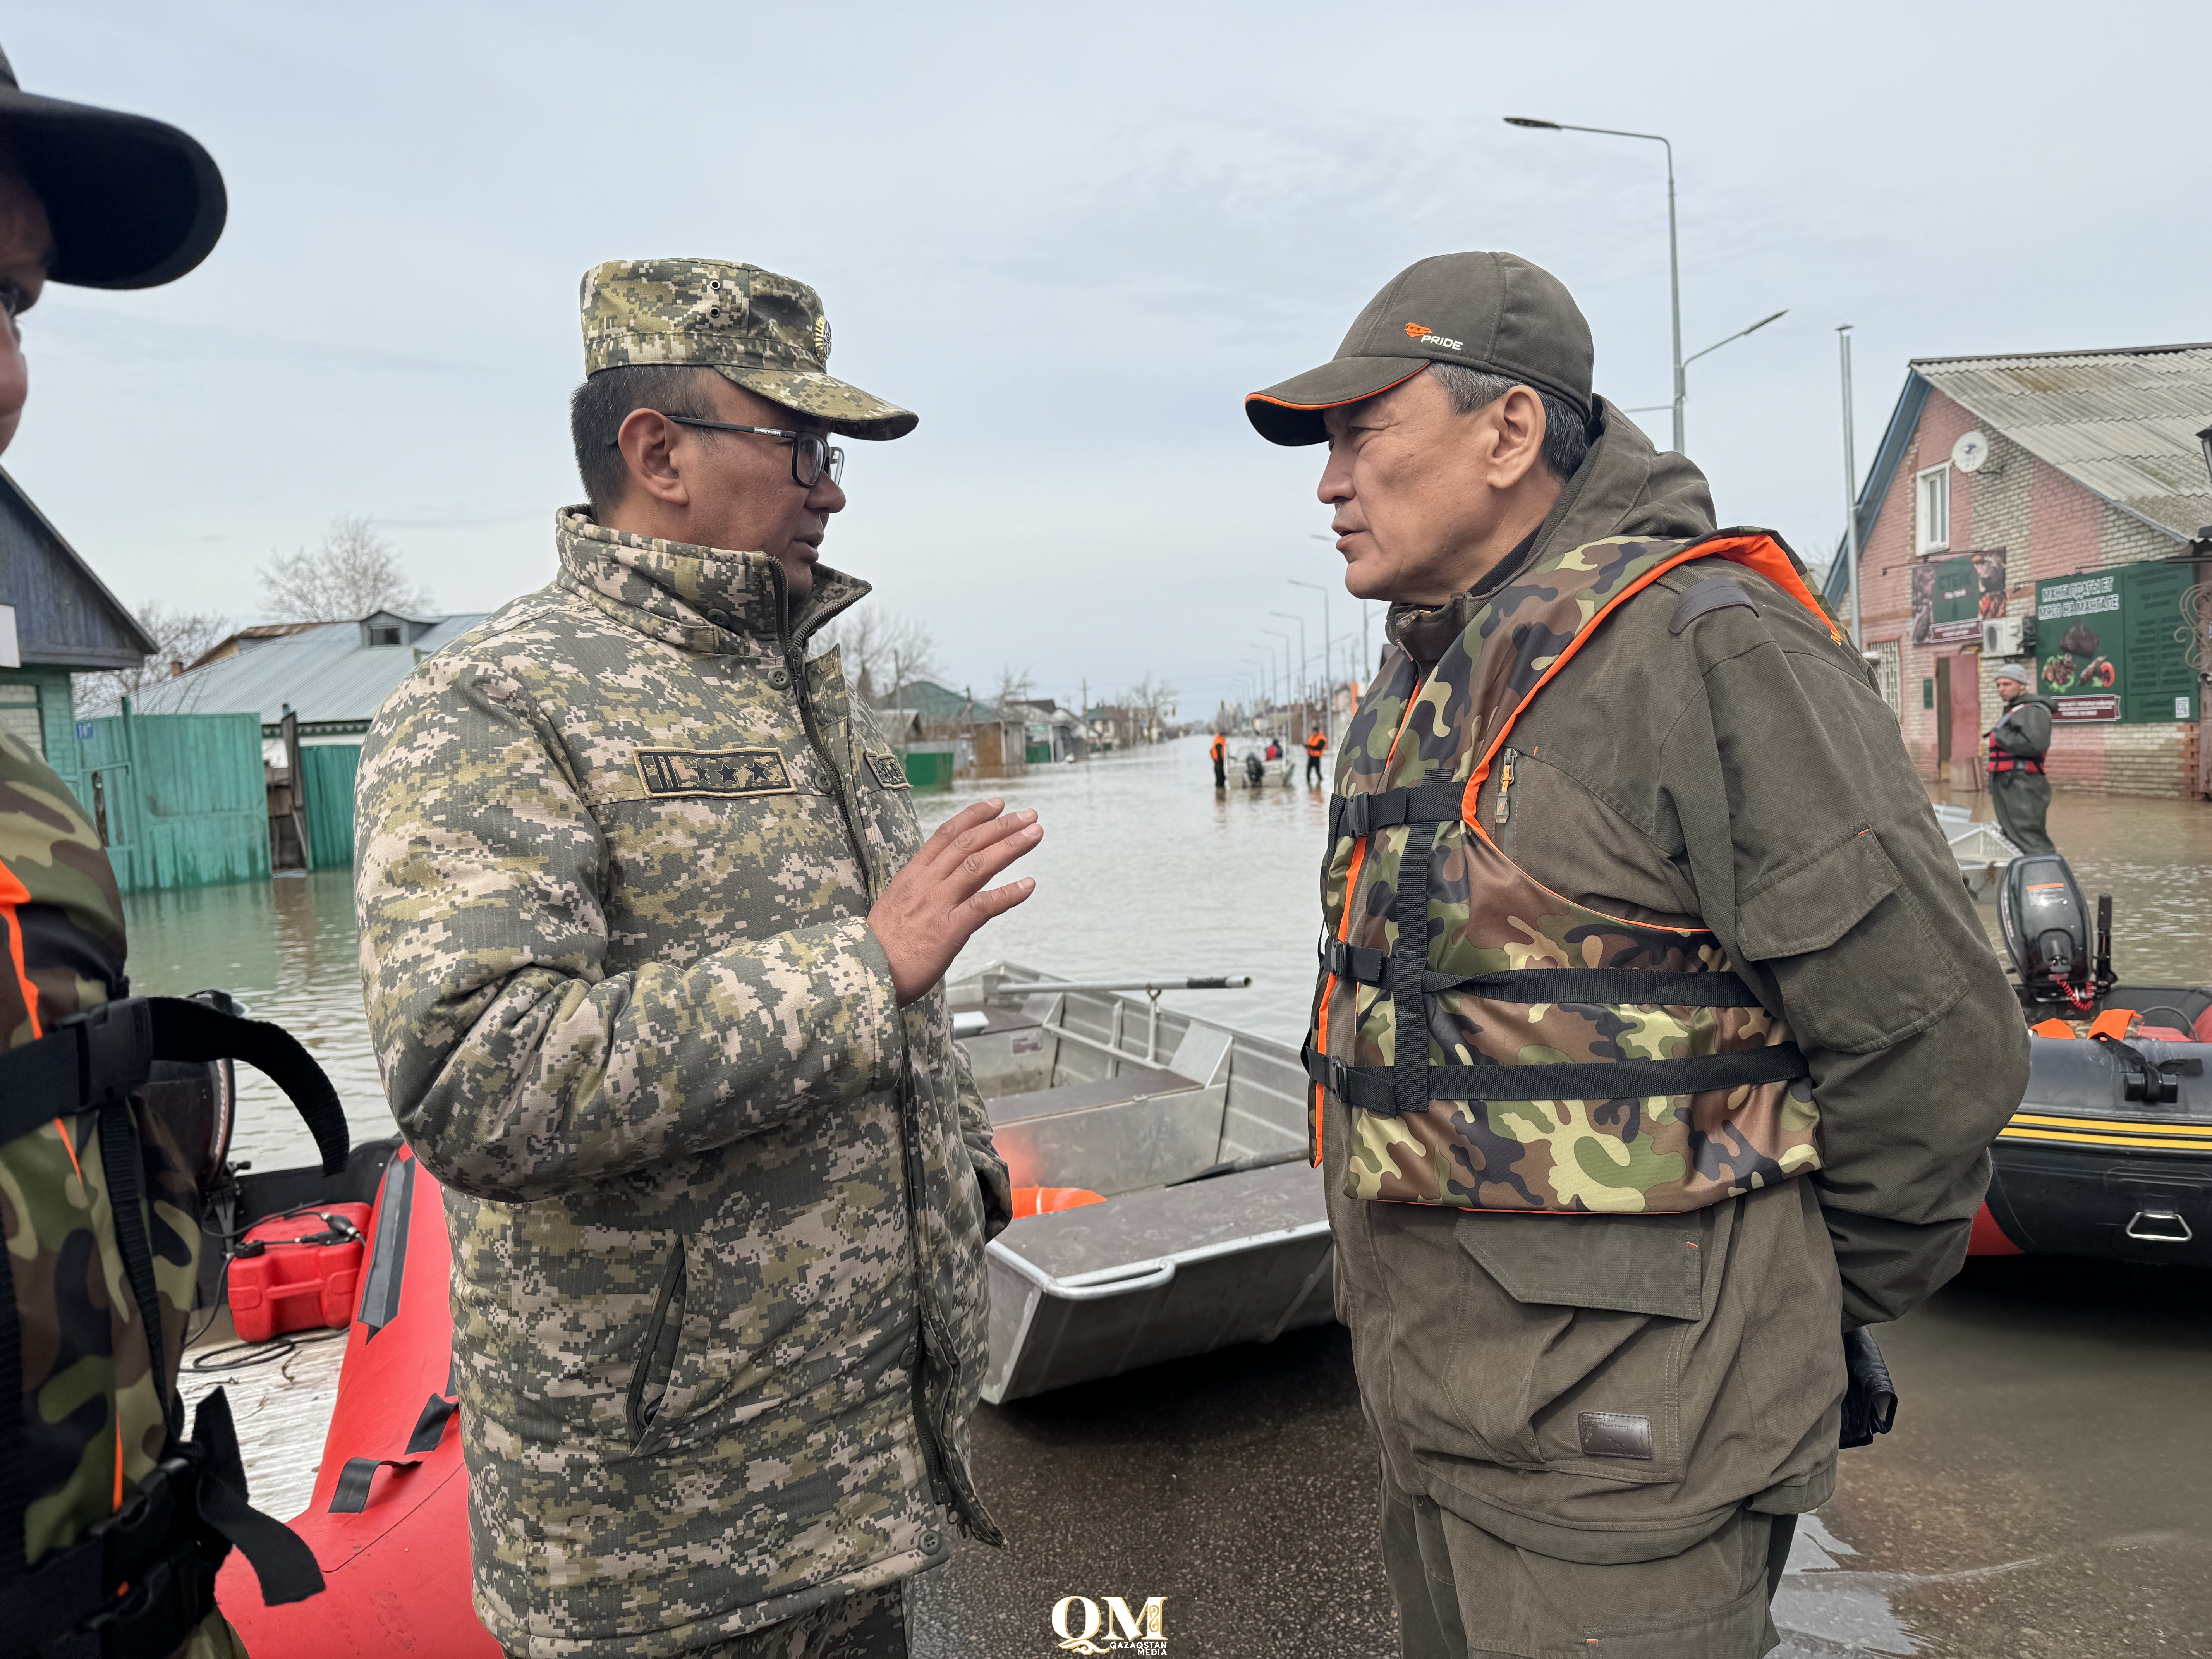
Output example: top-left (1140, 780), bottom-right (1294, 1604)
top-left (1869, 640), bottom-right (1901, 716)
top-left (1915, 464), bottom-right (1950, 555)
top-left (0, 683), bottom-right (41, 756)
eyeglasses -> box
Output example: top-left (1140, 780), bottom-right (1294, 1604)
top-left (663, 416), bottom-right (845, 488)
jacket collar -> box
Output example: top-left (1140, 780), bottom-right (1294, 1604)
top-left (553, 508), bottom-right (870, 657)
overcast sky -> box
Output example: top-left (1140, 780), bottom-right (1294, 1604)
top-left (10, 2), bottom-right (2208, 714)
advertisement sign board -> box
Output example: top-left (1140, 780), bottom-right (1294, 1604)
top-left (2033, 564), bottom-right (2198, 724)
top-left (1912, 551), bottom-right (2006, 646)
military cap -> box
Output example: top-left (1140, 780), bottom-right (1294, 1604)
top-left (580, 258), bottom-right (915, 440)
top-left (1246, 252), bottom-right (1593, 446)
top-left (0, 39), bottom-right (225, 288)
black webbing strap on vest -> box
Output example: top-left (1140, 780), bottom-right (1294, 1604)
top-left (1304, 1039), bottom-right (1810, 1118)
top-left (0, 996), bottom-right (344, 1654)
top-left (1321, 942), bottom-right (1774, 1009)
top-left (3, 1390), bottom-right (325, 1658)
top-left (0, 996), bottom-right (350, 1177)
top-left (1327, 782), bottom-right (1467, 845)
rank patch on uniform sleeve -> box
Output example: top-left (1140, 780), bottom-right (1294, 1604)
top-left (634, 748), bottom-right (797, 798)
top-left (863, 753), bottom-right (910, 790)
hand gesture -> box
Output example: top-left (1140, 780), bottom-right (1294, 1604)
top-left (868, 798), bottom-right (1042, 1007)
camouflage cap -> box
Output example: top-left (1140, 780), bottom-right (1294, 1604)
top-left (580, 258), bottom-right (916, 440)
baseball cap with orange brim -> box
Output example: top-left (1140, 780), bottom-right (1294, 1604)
top-left (1245, 252), bottom-right (1595, 447)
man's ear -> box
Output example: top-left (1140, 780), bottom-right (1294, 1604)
top-left (1487, 386), bottom-right (1548, 489)
top-left (617, 407), bottom-right (691, 508)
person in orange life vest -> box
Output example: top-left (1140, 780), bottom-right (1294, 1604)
top-left (1245, 252), bottom-right (2024, 1659)
top-left (1304, 726), bottom-right (1328, 785)
top-left (1986, 662), bottom-right (2055, 856)
top-left (1209, 730), bottom-right (1228, 787)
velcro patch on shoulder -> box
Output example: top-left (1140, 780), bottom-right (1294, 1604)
top-left (1668, 577), bottom-right (1760, 636)
top-left (864, 753), bottom-right (910, 789)
top-left (634, 747), bottom-right (795, 798)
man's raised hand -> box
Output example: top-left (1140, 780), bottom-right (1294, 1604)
top-left (868, 798), bottom-right (1042, 1007)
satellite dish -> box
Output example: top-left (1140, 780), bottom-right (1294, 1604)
top-left (1952, 430), bottom-right (1990, 473)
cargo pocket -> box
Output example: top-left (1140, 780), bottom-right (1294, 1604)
top-left (626, 1239), bottom-right (688, 1453)
top-left (1736, 824), bottom-right (1963, 1054)
top-left (1443, 1211), bottom-right (1706, 1482)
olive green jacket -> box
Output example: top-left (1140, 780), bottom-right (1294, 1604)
top-left (356, 512), bottom-right (1008, 1659)
top-left (1327, 406), bottom-right (2027, 1563)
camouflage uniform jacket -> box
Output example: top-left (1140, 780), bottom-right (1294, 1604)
top-left (1319, 405), bottom-right (2026, 1566)
top-left (354, 510), bottom-right (1009, 1659)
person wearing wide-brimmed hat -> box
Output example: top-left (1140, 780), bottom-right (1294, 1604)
top-left (0, 36), bottom-right (279, 1659)
top-left (354, 260), bottom-right (1040, 1658)
top-left (1251, 252), bottom-right (2025, 1657)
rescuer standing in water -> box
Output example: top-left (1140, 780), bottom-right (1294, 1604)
top-left (1987, 661), bottom-right (2057, 855)
top-left (1247, 252), bottom-right (2026, 1658)
top-left (1210, 728), bottom-right (1229, 787)
top-left (356, 261), bottom-right (1039, 1659)
top-left (1304, 724), bottom-right (1328, 786)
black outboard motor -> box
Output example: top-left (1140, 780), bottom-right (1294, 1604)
top-left (1999, 853), bottom-right (2114, 1016)
top-left (1243, 751), bottom-right (1266, 787)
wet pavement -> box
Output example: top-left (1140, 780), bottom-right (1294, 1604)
top-left (122, 736), bottom-right (2212, 1656)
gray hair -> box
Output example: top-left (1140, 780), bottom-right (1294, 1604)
top-left (1425, 362), bottom-right (1592, 482)
top-left (568, 364), bottom-right (728, 513)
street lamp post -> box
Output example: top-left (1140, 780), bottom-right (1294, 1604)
top-left (1262, 629), bottom-right (1294, 740)
top-left (1505, 116), bottom-right (1683, 452)
top-left (1289, 578), bottom-right (1334, 745)
top-left (1270, 611), bottom-right (1309, 742)
top-left (1839, 325), bottom-right (1863, 651)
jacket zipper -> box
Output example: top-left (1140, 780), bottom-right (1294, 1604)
top-left (1495, 747), bottom-right (1517, 829)
top-left (773, 573), bottom-right (966, 1523)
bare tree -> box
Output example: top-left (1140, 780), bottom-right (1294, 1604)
top-left (815, 606), bottom-right (942, 705)
top-left (260, 514), bottom-right (433, 621)
top-left (74, 603), bottom-right (231, 717)
top-left (991, 664), bottom-right (1035, 715)
top-left (1123, 673), bottom-right (1179, 742)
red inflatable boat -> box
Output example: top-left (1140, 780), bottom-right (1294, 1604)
top-left (217, 1143), bottom-right (500, 1656)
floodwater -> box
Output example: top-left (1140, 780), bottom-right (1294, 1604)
top-left (124, 735), bottom-right (2212, 1656)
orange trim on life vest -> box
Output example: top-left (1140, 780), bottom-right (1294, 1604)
top-left (2030, 1017), bottom-right (2077, 1038)
top-left (1316, 669), bottom-right (1427, 1161)
top-left (0, 856), bottom-right (41, 1040)
top-left (2086, 1008), bottom-right (2137, 1042)
top-left (1458, 533), bottom-right (1841, 822)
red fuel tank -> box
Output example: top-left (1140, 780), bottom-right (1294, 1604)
top-left (227, 1203), bottom-right (373, 1343)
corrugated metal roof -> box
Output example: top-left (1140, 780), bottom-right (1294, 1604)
top-left (135, 614), bottom-right (487, 725)
top-left (1911, 344), bottom-right (2212, 540)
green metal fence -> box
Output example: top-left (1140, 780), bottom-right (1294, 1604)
top-left (75, 706), bottom-right (270, 893)
top-left (300, 743), bottom-right (361, 869)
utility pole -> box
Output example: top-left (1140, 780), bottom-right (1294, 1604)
top-left (1838, 325), bottom-right (1863, 652)
top-left (1271, 610), bottom-right (1308, 748)
top-left (1288, 578), bottom-right (1333, 746)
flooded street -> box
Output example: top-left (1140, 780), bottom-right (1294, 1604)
top-left (126, 736), bottom-right (2212, 1656)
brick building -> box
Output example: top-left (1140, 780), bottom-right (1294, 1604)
top-left (1825, 344), bottom-right (2212, 798)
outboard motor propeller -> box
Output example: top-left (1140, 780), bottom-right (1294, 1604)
top-left (1998, 852), bottom-right (2114, 1016)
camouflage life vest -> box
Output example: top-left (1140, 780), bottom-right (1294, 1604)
top-left (0, 733), bottom-right (344, 1657)
top-left (1304, 531), bottom-right (1836, 1214)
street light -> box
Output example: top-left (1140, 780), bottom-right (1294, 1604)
top-left (1839, 325), bottom-right (1863, 651)
top-left (1270, 610), bottom-right (1309, 735)
top-left (1262, 629), bottom-right (1293, 733)
top-left (1289, 579), bottom-right (1334, 743)
top-left (1309, 532), bottom-right (1370, 678)
top-left (1505, 115), bottom-right (1683, 452)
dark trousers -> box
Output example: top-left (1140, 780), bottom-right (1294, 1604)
top-left (1989, 769), bottom-right (2056, 856)
top-left (1379, 1468), bottom-right (1797, 1659)
top-left (1307, 754), bottom-right (1324, 785)
top-left (1212, 756), bottom-right (1227, 787)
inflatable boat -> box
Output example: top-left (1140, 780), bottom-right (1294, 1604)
top-left (1966, 853), bottom-right (2212, 1266)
